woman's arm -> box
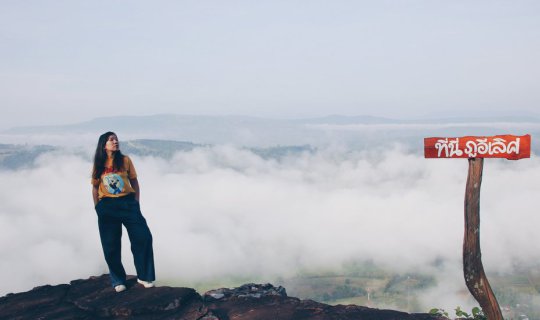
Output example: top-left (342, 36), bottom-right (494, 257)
top-left (92, 185), bottom-right (99, 206)
top-left (130, 177), bottom-right (140, 202)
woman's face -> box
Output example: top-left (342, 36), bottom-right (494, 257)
top-left (104, 134), bottom-right (119, 153)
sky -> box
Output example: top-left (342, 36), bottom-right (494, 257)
top-left (1, 0), bottom-right (540, 130)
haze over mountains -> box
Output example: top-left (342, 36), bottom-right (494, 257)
top-left (1, 114), bottom-right (539, 151)
top-left (1, 114), bottom-right (539, 315)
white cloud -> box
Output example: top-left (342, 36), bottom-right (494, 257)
top-left (0, 145), bottom-right (538, 313)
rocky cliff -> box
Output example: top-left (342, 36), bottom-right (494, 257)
top-left (0, 274), bottom-right (444, 320)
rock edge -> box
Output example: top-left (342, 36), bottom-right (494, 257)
top-left (0, 275), bottom-right (444, 320)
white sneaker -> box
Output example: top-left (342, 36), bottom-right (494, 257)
top-left (137, 279), bottom-right (155, 288)
top-left (115, 284), bottom-right (127, 292)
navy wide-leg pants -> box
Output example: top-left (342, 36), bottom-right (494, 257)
top-left (95, 195), bottom-right (155, 287)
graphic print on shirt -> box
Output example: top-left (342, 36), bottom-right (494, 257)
top-left (103, 173), bottom-right (124, 194)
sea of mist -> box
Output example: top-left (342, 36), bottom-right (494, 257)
top-left (0, 136), bottom-right (539, 312)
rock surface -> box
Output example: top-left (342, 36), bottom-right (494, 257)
top-left (0, 275), bottom-right (444, 320)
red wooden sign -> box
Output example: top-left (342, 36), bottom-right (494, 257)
top-left (424, 134), bottom-right (531, 160)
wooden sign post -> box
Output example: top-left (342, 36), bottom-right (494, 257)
top-left (424, 134), bottom-right (531, 320)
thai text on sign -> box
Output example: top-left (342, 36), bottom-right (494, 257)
top-left (424, 135), bottom-right (531, 160)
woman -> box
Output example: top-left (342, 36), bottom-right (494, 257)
top-left (91, 132), bottom-right (155, 292)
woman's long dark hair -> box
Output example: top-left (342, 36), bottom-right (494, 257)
top-left (92, 131), bottom-right (126, 180)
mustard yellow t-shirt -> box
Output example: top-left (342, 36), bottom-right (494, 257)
top-left (91, 156), bottom-right (137, 199)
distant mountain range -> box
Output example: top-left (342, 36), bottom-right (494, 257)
top-left (1, 114), bottom-right (538, 155)
top-left (4, 114), bottom-right (540, 135)
top-left (0, 144), bottom-right (57, 170)
top-left (0, 140), bottom-right (316, 170)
